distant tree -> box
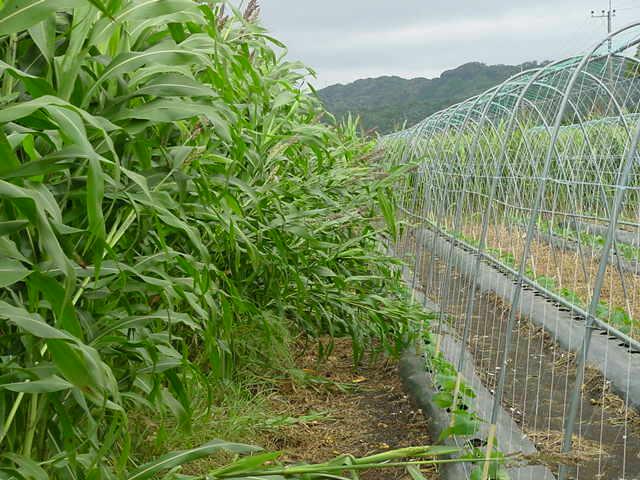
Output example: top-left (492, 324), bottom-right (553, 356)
top-left (318, 62), bottom-right (538, 134)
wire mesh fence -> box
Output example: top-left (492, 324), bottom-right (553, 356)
top-left (384, 23), bottom-right (640, 480)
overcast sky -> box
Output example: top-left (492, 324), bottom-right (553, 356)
top-left (247, 0), bottom-right (640, 88)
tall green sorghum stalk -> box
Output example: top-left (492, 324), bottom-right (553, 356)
top-left (0, 1), bottom-right (426, 477)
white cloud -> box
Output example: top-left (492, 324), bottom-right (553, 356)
top-left (253, 0), bottom-right (637, 87)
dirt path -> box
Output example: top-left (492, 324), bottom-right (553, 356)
top-left (263, 338), bottom-right (439, 480)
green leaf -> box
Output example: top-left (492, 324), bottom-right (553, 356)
top-left (83, 42), bottom-right (209, 103)
top-left (470, 467), bottom-right (483, 480)
top-left (123, 72), bottom-right (217, 100)
top-left (0, 180), bottom-right (75, 286)
top-left (432, 391), bottom-right (453, 409)
top-left (1, 153), bottom-right (78, 180)
top-left (0, 220), bottom-right (29, 236)
top-left (0, 0), bottom-right (85, 36)
top-left (28, 271), bottom-right (83, 338)
top-left (46, 339), bottom-right (115, 394)
top-left (90, 0), bottom-right (201, 46)
top-left (55, 4), bottom-right (100, 100)
top-left (128, 440), bottom-right (261, 480)
top-left (377, 188), bottom-right (397, 240)
top-left (0, 257), bottom-right (29, 287)
top-left (316, 266), bottom-right (336, 277)
top-left (438, 412), bottom-right (479, 441)
top-left (1, 375), bottom-right (74, 393)
top-left (0, 95), bottom-right (118, 131)
top-left (0, 127), bottom-right (20, 174)
top-left (406, 465), bottom-right (428, 480)
top-left (0, 453), bottom-right (47, 480)
top-left (420, 446), bottom-right (464, 456)
top-left (39, 106), bottom-right (106, 242)
top-left (272, 90), bottom-right (296, 110)
top-left (210, 452), bottom-right (282, 476)
top-left (113, 99), bottom-right (231, 142)
top-left (0, 237), bottom-right (30, 263)
top-left (0, 300), bottom-right (75, 340)
top-left (28, 14), bottom-right (56, 62)
top-left (469, 464), bottom-right (508, 480)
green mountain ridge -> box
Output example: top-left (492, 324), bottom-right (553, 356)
top-left (318, 61), bottom-right (550, 134)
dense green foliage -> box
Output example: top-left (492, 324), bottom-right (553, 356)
top-left (318, 61), bottom-right (549, 133)
top-left (0, 1), bottom-right (429, 477)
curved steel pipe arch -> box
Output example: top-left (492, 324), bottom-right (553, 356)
top-left (382, 21), bottom-right (640, 480)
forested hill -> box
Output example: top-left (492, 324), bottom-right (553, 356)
top-left (317, 61), bottom-right (550, 134)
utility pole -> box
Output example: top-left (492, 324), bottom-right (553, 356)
top-left (591, 1), bottom-right (616, 84)
top-left (591, 1), bottom-right (616, 51)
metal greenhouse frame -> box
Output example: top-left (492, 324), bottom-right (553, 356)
top-left (386, 23), bottom-right (640, 480)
